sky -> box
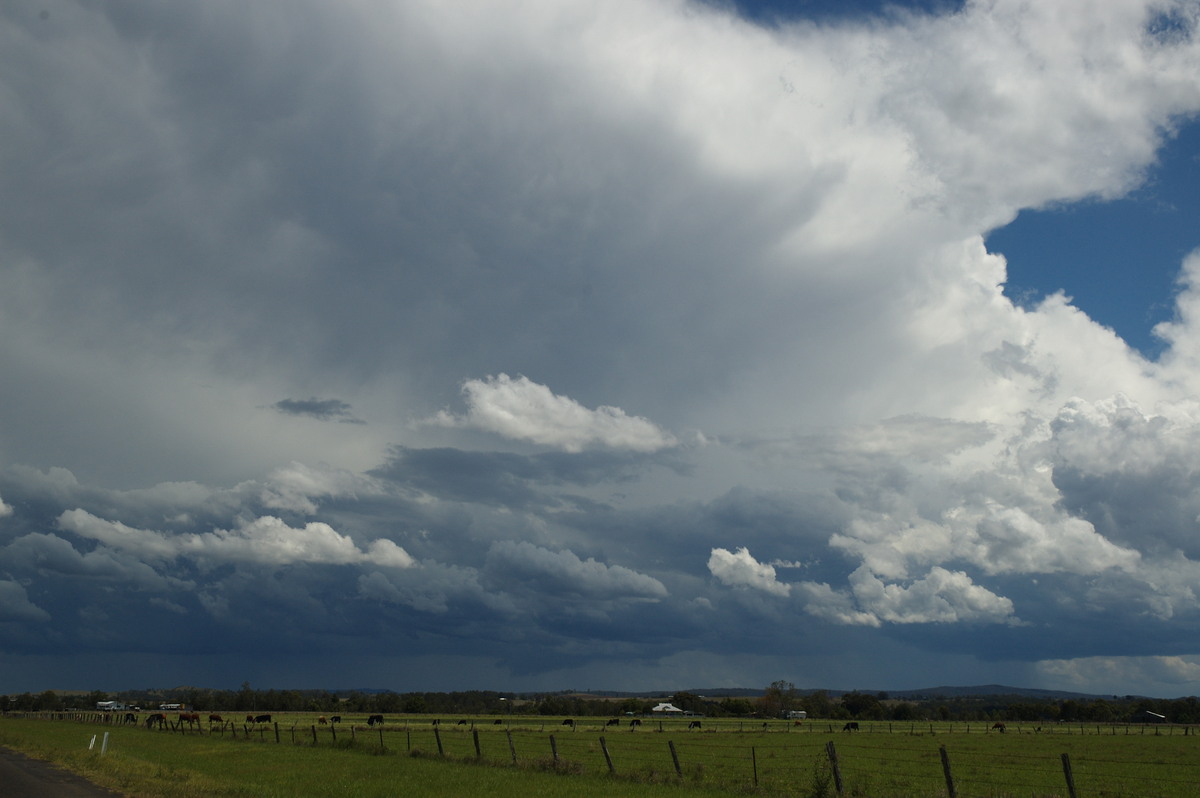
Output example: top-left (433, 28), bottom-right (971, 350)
top-left (2, 0), bottom-right (1200, 700)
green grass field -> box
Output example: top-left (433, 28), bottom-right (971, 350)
top-left (4, 713), bottom-right (1199, 797)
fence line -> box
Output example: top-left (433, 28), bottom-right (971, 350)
top-left (10, 712), bottom-right (1200, 797)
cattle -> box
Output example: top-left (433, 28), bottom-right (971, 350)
top-left (688, 721), bottom-right (702, 730)
top-left (561, 718), bottom-right (575, 728)
top-left (629, 719), bottom-right (642, 729)
top-left (431, 719), bottom-right (440, 726)
top-left (145, 713), bottom-right (167, 730)
top-left (318, 716), bottom-right (327, 725)
top-left (246, 715), bottom-right (255, 723)
top-left (493, 719), bottom-right (503, 725)
top-left (991, 722), bottom-right (1007, 733)
top-left (123, 713), bottom-right (137, 725)
top-left (330, 716), bottom-right (341, 724)
top-left (842, 722), bottom-right (860, 731)
top-left (179, 712), bottom-right (200, 728)
top-left (253, 714), bottom-right (272, 724)
top-left (606, 718), bottom-right (621, 726)
top-left (367, 714), bottom-right (384, 726)
top-left (208, 714), bottom-right (223, 725)
top-left (457, 719), bottom-right (468, 725)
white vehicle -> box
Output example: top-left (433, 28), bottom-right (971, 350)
top-left (96, 701), bottom-right (127, 711)
top-left (786, 710), bottom-right (807, 720)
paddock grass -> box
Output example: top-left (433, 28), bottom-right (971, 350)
top-left (5, 713), bottom-right (1200, 797)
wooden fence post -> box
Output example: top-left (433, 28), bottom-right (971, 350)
top-left (311, 725), bottom-right (317, 745)
top-left (506, 729), bottom-right (517, 764)
top-left (599, 735), bottom-right (615, 774)
top-left (1061, 753), bottom-right (1078, 798)
top-left (939, 745), bottom-right (957, 798)
top-left (549, 734), bottom-right (558, 764)
top-left (378, 727), bottom-right (385, 751)
top-left (273, 722), bottom-right (280, 744)
top-left (751, 746), bottom-right (758, 788)
top-left (473, 728), bottom-right (481, 758)
top-left (826, 740), bottom-right (845, 796)
top-left (434, 725), bottom-right (444, 756)
top-left (669, 740), bottom-right (682, 777)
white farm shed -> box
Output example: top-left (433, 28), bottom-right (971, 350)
top-left (651, 702), bottom-right (684, 713)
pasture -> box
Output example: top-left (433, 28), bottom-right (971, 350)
top-left (4, 712), bottom-right (1200, 797)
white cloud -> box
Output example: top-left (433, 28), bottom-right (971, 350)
top-left (708, 547), bottom-right (791, 597)
top-left (792, 566), bottom-right (1016, 627)
top-left (434, 374), bottom-right (678, 453)
top-left (57, 509), bottom-right (414, 568)
top-left (847, 565), bottom-right (1017, 624)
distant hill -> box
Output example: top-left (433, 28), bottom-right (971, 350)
top-left (569, 684), bottom-right (1124, 701)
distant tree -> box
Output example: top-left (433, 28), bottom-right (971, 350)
top-left (802, 690), bottom-right (835, 719)
top-left (671, 691), bottom-right (707, 714)
top-left (34, 691), bottom-right (61, 711)
top-left (719, 697), bottom-right (755, 717)
top-left (759, 680), bottom-right (800, 717)
top-left (841, 691), bottom-right (883, 719)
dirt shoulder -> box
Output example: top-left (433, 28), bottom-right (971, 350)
top-left (0, 746), bottom-right (125, 798)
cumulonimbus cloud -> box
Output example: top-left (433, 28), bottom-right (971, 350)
top-left (433, 374), bottom-right (678, 453)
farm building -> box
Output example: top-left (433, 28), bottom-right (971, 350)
top-left (651, 702), bottom-right (683, 714)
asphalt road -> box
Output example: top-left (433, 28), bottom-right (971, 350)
top-left (0, 746), bottom-right (125, 797)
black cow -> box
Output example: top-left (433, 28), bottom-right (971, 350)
top-left (457, 719), bottom-right (468, 725)
top-left (254, 714), bottom-right (272, 724)
top-left (493, 719), bottom-right (503, 724)
top-left (123, 713), bottom-right (137, 725)
top-left (330, 715), bottom-right (341, 724)
top-left (688, 721), bottom-right (702, 730)
top-left (367, 714), bottom-right (384, 726)
top-left (629, 718), bottom-right (642, 729)
top-left (842, 722), bottom-right (859, 731)
top-left (561, 718), bottom-right (575, 728)
top-left (606, 718), bottom-right (621, 726)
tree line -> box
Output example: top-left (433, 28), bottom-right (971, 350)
top-left (5, 680), bottom-right (1198, 724)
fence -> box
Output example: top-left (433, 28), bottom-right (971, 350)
top-left (11, 712), bottom-right (1200, 797)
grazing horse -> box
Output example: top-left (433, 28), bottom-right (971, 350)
top-left (318, 716), bottom-right (328, 724)
top-left (179, 712), bottom-right (200, 728)
top-left (991, 722), bottom-right (1007, 733)
top-left (123, 713), bottom-right (137, 725)
top-left (253, 714), bottom-right (272, 724)
top-left (367, 714), bottom-right (384, 726)
top-left (208, 714), bottom-right (223, 725)
top-left (842, 722), bottom-right (860, 731)
top-left (688, 721), bottom-right (702, 730)
top-left (145, 713), bottom-right (167, 730)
